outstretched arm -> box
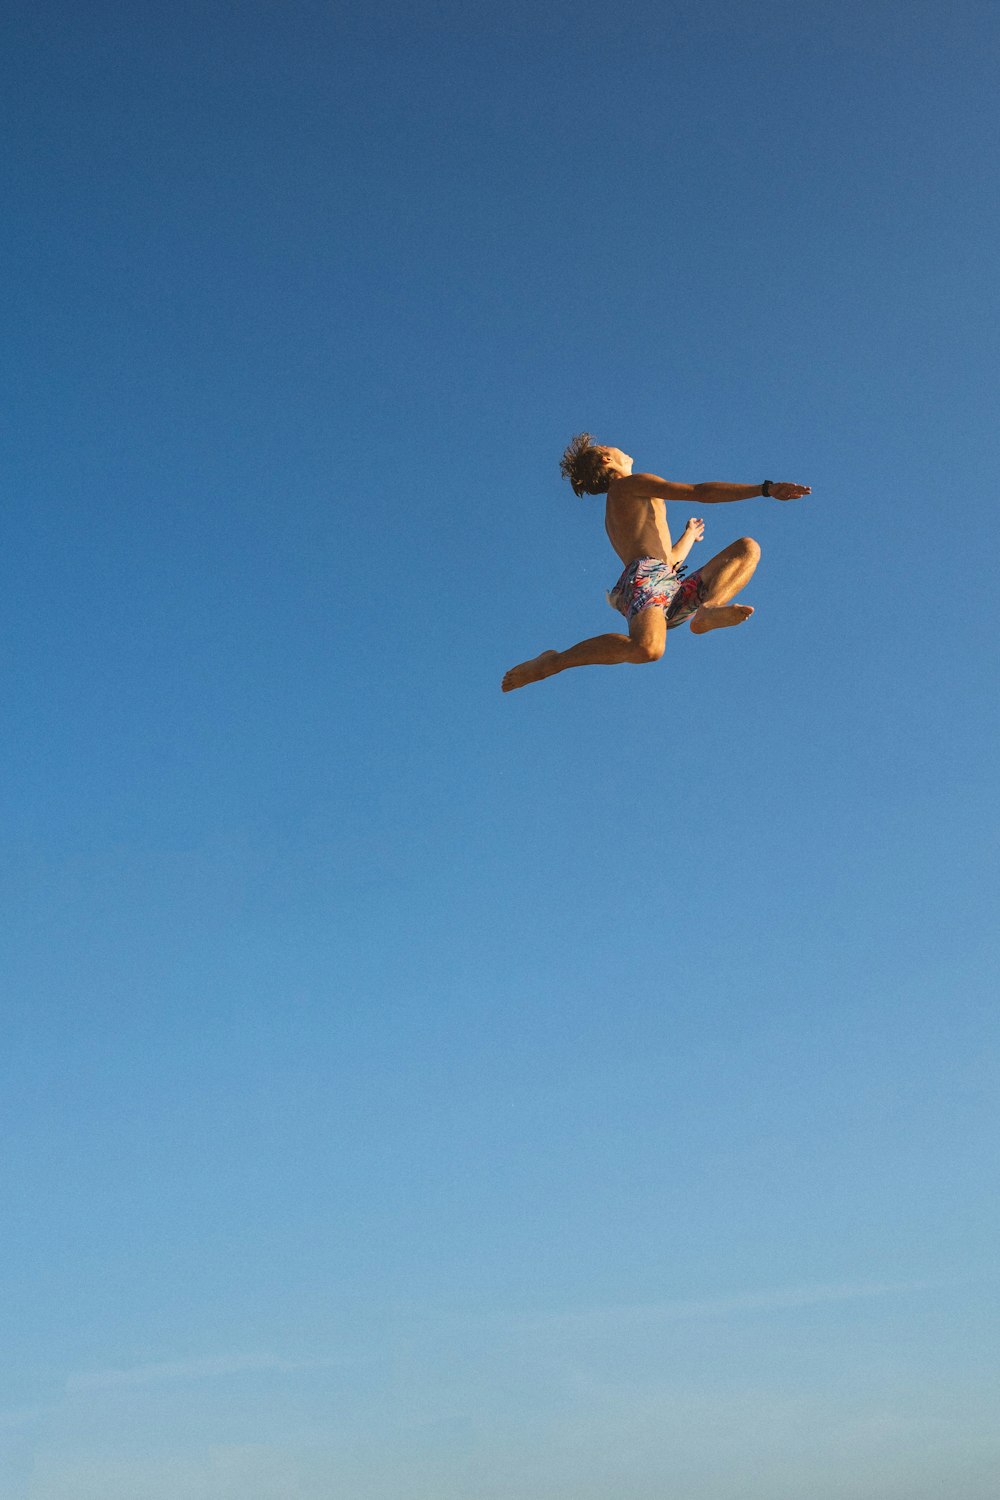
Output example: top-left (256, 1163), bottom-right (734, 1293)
top-left (616, 474), bottom-right (811, 504)
top-left (693, 480), bottom-right (811, 503)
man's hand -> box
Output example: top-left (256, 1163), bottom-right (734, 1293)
top-left (670, 516), bottom-right (706, 569)
top-left (769, 482), bottom-right (811, 501)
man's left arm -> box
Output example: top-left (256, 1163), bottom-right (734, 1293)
top-left (692, 481), bottom-right (811, 503)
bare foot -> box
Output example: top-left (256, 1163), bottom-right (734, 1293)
top-left (689, 603), bottom-right (754, 634)
top-left (502, 650), bottom-right (560, 692)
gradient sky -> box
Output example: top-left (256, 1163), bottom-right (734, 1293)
top-left (3, 1), bottom-right (999, 1496)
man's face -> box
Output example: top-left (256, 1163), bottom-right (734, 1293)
top-left (599, 446), bottom-right (633, 476)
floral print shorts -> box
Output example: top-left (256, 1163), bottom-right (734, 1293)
top-left (607, 557), bottom-right (706, 630)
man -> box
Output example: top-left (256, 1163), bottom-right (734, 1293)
top-left (501, 434), bottom-right (810, 692)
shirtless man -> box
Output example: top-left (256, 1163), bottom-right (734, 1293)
top-left (501, 433), bottom-right (810, 692)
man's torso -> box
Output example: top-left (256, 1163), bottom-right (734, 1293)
top-left (605, 480), bottom-right (672, 566)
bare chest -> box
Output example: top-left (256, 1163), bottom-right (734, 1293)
top-left (605, 494), bottom-right (673, 565)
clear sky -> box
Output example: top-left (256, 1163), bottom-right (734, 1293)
top-left (3, 1), bottom-right (999, 1496)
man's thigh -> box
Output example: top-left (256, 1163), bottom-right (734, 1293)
top-left (696, 536), bottom-right (760, 592)
top-left (629, 605), bottom-right (666, 655)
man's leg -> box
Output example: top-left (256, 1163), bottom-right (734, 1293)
top-left (501, 606), bottom-right (666, 691)
top-left (688, 536), bottom-right (761, 634)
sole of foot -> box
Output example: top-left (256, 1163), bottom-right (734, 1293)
top-left (689, 604), bottom-right (754, 635)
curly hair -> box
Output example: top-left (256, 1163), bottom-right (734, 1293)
top-left (559, 432), bottom-right (614, 497)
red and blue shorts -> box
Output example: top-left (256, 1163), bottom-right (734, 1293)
top-left (607, 557), bottom-right (706, 630)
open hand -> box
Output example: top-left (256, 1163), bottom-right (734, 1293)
top-left (769, 482), bottom-right (811, 501)
top-left (683, 517), bottom-right (706, 542)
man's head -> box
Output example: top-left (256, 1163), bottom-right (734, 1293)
top-left (559, 433), bottom-right (634, 496)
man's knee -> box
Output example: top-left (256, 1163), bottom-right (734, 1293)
top-left (736, 536), bottom-right (761, 565)
top-left (632, 635), bottom-right (665, 663)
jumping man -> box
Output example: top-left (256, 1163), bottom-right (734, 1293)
top-left (501, 434), bottom-right (810, 692)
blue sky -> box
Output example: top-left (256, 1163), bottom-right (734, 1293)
top-left (2, 1), bottom-right (999, 1495)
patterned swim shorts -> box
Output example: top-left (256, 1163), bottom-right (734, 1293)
top-left (607, 557), bottom-right (707, 630)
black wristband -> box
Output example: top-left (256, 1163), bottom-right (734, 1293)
top-left (761, 480), bottom-right (772, 497)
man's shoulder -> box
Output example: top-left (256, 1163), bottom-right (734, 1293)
top-left (608, 473), bottom-right (665, 502)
